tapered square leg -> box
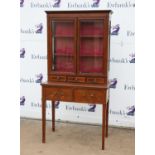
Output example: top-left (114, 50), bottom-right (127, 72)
top-left (42, 98), bottom-right (46, 143)
top-left (106, 100), bottom-right (109, 138)
top-left (52, 101), bottom-right (55, 132)
top-left (102, 104), bottom-right (107, 150)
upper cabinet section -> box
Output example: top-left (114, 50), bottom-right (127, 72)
top-left (46, 11), bottom-right (112, 80)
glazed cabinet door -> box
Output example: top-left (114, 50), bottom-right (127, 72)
top-left (48, 18), bottom-right (77, 75)
top-left (78, 18), bottom-right (107, 76)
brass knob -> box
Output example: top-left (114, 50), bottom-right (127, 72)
top-left (90, 93), bottom-right (95, 97)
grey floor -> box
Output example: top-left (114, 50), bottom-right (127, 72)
top-left (20, 119), bottom-right (135, 155)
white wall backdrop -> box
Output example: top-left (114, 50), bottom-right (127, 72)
top-left (20, 0), bottom-right (135, 127)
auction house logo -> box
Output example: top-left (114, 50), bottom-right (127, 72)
top-left (20, 73), bottom-right (44, 84)
top-left (20, 0), bottom-right (24, 7)
top-left (109, 106), bottom-right (135, 117)
top-left (111, 24), bottom-right (120, 35)
top-left (35, 23), bottom-right (43, 34)
top-left (20, 48), bottom-right (26, 58)
top-left (55, 101), bottom-right (60, 109)
top-left (68, 0), bottom-right (100, 9)
top-left (107, 1), bottom-right (135, 8)
top-left (92, 0), bottom-right (100, 7)
top-left (35, 73), bottom-right (43, 83)
top-left (88, 104), bottom-right (96, 112)
top-left (66, 104), bottom-right (96, 112)
top-left (30, 0), bottom-right (61, 8)
top-left (124, 84), bottom-right (135, 91)
top-left (110, 78), bottom-right (118, 88)
top-left (31, 54), bottom-right (47, 60)
top-left (129, 53), bottom-right (135, 63)
top-left (53, 0), bottom-right (61, 7)
top-left (21, 23), bottom-right (43, 34)
top-left (20, 96), bottom-right (26, 106)
top-left (126, 105), bottom-right (135, 116)
top-left (110, 53), bottom-right (135, 64)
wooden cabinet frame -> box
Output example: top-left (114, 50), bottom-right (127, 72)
top-left (41, 10), bottom-right (112, 150)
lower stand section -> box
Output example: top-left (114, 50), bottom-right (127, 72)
top-left (41, 83), bottom-right (109, 150)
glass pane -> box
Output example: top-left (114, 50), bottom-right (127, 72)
top-left (80, 20), bottom-right (103, 36)
top-left (79, 20), bottom-right (104, 74)
top-left (52, 21), bottom-right (75, 73)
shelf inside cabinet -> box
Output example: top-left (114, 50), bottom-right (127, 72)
top-left (80, 49), bottom-right (103, 57)
top-left (55, 53), bottom-right (74, 57)
top-left (80, 35), bottom-right (103, 38)
top-left (54, 35), bottom-right (74, 38)
top-left (80, 55), bottom-right (103, 57)
top-left (54, 48), bottom-right (74, 57)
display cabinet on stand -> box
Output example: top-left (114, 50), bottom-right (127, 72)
top-left (41, 10), bottom-right (112, 150)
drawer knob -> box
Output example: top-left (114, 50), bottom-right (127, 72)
top-left (90, 94), bottom-right (94, 97)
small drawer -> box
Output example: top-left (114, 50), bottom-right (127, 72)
top-left (68, 76), bottom-right (85, 83)
top-left (50, 75), bottom-right (66, 82)
top-left (45, 87), bottom-right (72, 101)
top-left (87, 78), bottom-right (97, 83)
top-left (74, 89), bottom-right (105, 103)
top-left (96, 78), bottom-right (105, 84)
top-left (87, 78), bottom-right (105, 84)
